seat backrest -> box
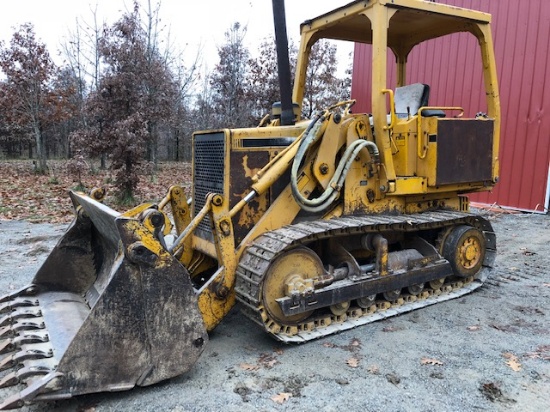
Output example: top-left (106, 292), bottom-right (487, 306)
top-left (394, 83), bottom-right (430, 118)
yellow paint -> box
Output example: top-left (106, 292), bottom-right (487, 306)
top-left (122, 219), bottom-right (165, 263)
top-left (194, 195), bottom-right (239, 331)
top-left (391, 177), bottom-right (428, 195)
top-left (236, 192), bottom-right (268, 228)
top-left (121, 202), bottom-right (155, 218)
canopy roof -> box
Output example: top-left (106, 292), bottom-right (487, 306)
top-left (301, 0), bottom-right (490, 53)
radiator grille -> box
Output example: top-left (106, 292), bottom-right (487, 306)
top-left (193, 132), bottom-right (225, 240)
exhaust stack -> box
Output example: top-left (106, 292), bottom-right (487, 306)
top-left (272, 0), bottom-right (295, 126)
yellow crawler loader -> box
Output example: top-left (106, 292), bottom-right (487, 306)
top-left (0, 0), bottom-right (499, 408)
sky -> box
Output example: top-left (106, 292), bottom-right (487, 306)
top-left (0, 0), bottom-right (354, 73)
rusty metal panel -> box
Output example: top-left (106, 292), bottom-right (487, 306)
top-left (436, 119), bottom-right (493, 185)
top-left (229, 138), bottom-right (294, 245)
top-left (229, 150), bottom-right (270, 245)
top-left (351, 0), bottom-right (550, 212)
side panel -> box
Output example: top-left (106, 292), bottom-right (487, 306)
top-left (229, 150), bottom-right (270, 245)
top-left (229, 136), bottom-right (296, 245)
top-left (436, 119), bottom-right (493, 185)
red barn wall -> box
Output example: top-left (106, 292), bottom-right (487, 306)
top-left (351, 0), bottom-right (550, 212)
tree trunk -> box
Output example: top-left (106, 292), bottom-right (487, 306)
top-left (67, 134), bottom-right (72, 159)
top-left (124, 155), bottom-right (133, 200)
top-left (33, 124), bottom-right (48, 173)
top-left (148, 122), bottom-right (158, 170)
top-left (175, 129), bottom-right (179, 161)
top-left (152, 140), bottom-right (157, 168)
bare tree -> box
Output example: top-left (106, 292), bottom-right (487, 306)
top-left (61, 6), bottom-right (105, 104)
top-left (209, 22), bottom-right (252, 128)
top-left (139, 0), bottom-right (202, 165)
top-left (60, 6), bottom-right (107, 164)
top-left (246, 36), bottom-right (298, 123)
top-left (170, 54), bottom-right (202, 161)
top-left (190, 66), bottom-right (215, 131)
top-left (302, 40), bottom-right (343, 118)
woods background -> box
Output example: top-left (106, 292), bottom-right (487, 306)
top-left (0, 0), bottom-right (350, 201)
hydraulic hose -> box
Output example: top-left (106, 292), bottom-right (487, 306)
top-left (290, 117), bottom-right (379, 213)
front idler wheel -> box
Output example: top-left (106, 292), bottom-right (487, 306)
top-left (442, 225), bottom-right (486, 278)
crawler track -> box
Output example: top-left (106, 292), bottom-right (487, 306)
top-left (235, 210), bottom-right (495, 343)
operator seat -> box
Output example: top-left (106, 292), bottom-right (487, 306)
top-left (394, 83), bottom-right (445, 118)
top-left (369, 83), bottom-right (445, 128)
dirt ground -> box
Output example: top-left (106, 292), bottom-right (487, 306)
top-left (0, 209), bottom-right (548, 412)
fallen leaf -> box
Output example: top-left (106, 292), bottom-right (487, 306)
top-left (502, 352), bottom-right (522, 371)
top-left (265, 359), bottom-right (278, 368)
top-left (239, 363), bottom-right (260, 371)
top-left (350, 338), bottom-right (361, 347)
top-left (323, 342), bottom-right (337, 348)
top-left (382, 326), bottom-right (400, 332)
top-left (421, 357), bottom-right (443, 366)
top-left (271, 392), bottom-right (292, 404)
top-left (258, 353), bottom-right (279, 369)
top-left (0, 161), bottom-right (194, 223)
top-left (367, 365), bottom-right (380, 374)
top-left (274, 347), bottom-right (284, 355)
top-left (467, 325), bottom-right (481, 331)
top-left (346, 357), bottom-right (360, 368)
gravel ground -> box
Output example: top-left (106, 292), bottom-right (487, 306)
top-left (0, 209), bottom-right (548, 412)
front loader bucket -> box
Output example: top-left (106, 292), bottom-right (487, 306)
top-left (0, 192), bottom-right (208, 409)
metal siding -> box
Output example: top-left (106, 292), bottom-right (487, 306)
top-left (351, 0), bottom-right (550, 212)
